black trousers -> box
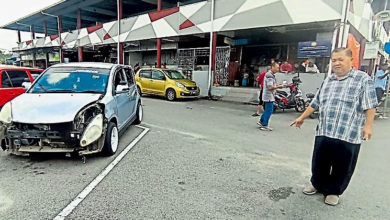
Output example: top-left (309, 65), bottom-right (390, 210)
top-left (310, 136), bottom-right (360, 195)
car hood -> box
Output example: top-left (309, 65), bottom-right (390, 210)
top-left (10, 93), bottom-right (102, 124)
top-left (175, 79), bottom-right (196, 87)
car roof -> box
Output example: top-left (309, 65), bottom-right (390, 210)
top-left (139, 67), bottom-right (172, 71)
top-left (0, 65), bottom-right (43, 71)
top-left (50, 62), bottom-right (123, 69)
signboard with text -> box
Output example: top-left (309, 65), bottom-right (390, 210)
top-left (297, 41), bottom-right (332, 58)
top-left (363, 41), bottom-right (380, 59)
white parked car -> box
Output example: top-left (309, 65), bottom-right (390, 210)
top-left (0, 62), bottom-right (143, 157)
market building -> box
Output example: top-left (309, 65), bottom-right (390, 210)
top-left (1, 0), bottom-right (389, 98)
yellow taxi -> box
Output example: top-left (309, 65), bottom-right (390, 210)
top-left (135, 68), bottom-right (200, 101)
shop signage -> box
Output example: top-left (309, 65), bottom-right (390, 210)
top-left (234, 39), bottom-right (248, 46)
top-left (363, 41), bottom-right (380, 59)
top-left (297, 41), bottom-right (331, 57)
top-left (374, 10), bottom-right (390, 22)
top-left (224, 37), bottom-right (235, 46)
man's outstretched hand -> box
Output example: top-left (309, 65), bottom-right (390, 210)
top-left (290, 117), bottom-right (304, 128)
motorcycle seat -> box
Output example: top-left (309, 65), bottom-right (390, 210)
top-left (306, 93), bottom-right (315, 98)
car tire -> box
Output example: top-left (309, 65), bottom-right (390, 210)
top-left (133, 102), bottom-right (143, 125)
top-left (102, 122), bottom-right (119, 156)
top-left (166, 88), bottom-right (176, 101)
top-left (137, 85), bottom-right (142, 96)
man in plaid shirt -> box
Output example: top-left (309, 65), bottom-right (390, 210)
top-left (291, 48), bottom-right (377, 206)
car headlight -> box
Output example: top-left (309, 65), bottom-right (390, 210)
top-left (80, 114), bottom-right (103, 147)
top-left (0, 102), bottom-right (12, 124)
top-left (175, 82), bottom-right (185, 88)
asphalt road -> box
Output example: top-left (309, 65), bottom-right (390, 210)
top-left (1, 96), bottom-right (389, 219)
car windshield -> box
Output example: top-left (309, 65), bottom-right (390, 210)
top-left (29, 67), bottom-right (110, 94)
top-left (164, 70), bottom-right (186, 79)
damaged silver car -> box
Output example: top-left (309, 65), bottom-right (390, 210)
top-left (0, 62), bottom-right (143, 157)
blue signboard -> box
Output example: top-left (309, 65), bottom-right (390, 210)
top-left (234, 39), bottom-right (249, 46)
top-left (384, 42), bottom-right (390, 55)
top-left (297, 41), bottom-right (332, 57)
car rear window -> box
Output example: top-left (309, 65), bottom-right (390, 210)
top-left (4, 70), bottom-right (29, 87)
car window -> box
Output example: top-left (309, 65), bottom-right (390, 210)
top-left (29, 67), bottom-right (110, 93)
top-left (139, 70), bottom-right (151, 78)
top-left (124, 68), bottom-right (134, 85)
top-left (6, 70), bottom-right (29, 87)
top-left (1, 71), bottom-right (13, 88)
top-left (29, 70), bottom-right (42, 80)
top-left (113, 68), bottom-right (126, 88)
top-left (164, 70), bottom-right (186, 79)
top-left (152, 70), bottom-right (165, 80)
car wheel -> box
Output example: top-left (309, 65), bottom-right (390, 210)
top-left (166, 89), bottom-right (176, 101)
top-left (102, 122), bottom-right (119, 156)
top-left (137, 85), bottom-right (142, 96)
top-left (134, 102), bottom-right (143, 125)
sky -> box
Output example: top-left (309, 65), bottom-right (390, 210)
top-left (0, 0), bottom-right (59, 53)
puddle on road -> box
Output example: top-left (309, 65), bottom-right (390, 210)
top-left (268, 187), bottom-right (295, 202)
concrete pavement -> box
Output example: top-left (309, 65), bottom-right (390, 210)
top-left (1, 97), bottom-right (389, 219)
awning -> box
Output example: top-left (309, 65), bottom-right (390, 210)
top-left (1, 0), bottom-right (204, 35)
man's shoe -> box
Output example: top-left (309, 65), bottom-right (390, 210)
top-left (252, 113), bottom-right (260, 117)
top-left (260, 126), bottom-right (273, 131)
top-left (302, 185), bottom-right (317, 195)
top-left (256, 121), bottom-right (264, 127)
top-left (325, 195), bottom-right (340, 206)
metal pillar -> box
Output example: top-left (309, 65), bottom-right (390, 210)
top-left (156, 0), bottom-right (162, 68)
top-left (31, 25), bottom-right (36, 68)
top-left (207, 0), bottom-right (215, 96)
top-left (78, 9), bottom-right (83, 62)
top-left (117, 0), bottom-right (123, 64)
top-left (17, 30), bottom-right (22, 66)
top-left (59, 16), bottom-right (63, 63)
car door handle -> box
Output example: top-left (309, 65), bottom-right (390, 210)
top-left (9, 92), bottom-right (15, 95)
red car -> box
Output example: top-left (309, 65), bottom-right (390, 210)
top-left (0, 65), bottom-right (44, 108)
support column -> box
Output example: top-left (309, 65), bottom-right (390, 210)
top-left (31, 25), bottom-right (36, 68)
top-left (59, 15), bottom-right (64, 63)
top-left (78, 9), bottom-right (83, 62)
top-left (17, 31), bottom-right (22, 66)
top-left (212, 32), bottom-right (217, 85)
top-left (43, 21), bottom-right (48, 36)
top-left (117, 0), bottom-right (123, 64)
top-left (43, 21), bottom-right (49, 68)
top-left (156, 0), bottom-right (162, 68)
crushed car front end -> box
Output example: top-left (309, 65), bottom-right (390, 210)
top-left (0, 102), bottom-right (108, 156)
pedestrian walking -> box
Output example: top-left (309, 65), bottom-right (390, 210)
top-left (290, 47), bottom-right (377, 206)
top-left (252, 66), bottom-right (271, 117)
top-left (374, 63), bottom-right (389, 105)
top-left (257, 63), bottom-right (284, 131)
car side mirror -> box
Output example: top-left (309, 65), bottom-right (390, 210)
top-left (159, 75), bottom-right (166, 80)
top-left (116, 84), bottom-right (130, 93)
top-left (22, 82), bottom-right (32, 90)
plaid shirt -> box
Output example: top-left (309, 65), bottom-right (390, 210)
top-left (310, 68), bottom-right (378, 144)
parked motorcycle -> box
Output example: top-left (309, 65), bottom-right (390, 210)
top-left (305, 90), bottom-right (319, 119)
top-left (264, 76), bottom-right (306, 112)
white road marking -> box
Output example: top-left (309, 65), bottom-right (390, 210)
top-left (142, 122), bottom-right (206, 140)
top-left (53, 125), bottom-right (149, 220)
